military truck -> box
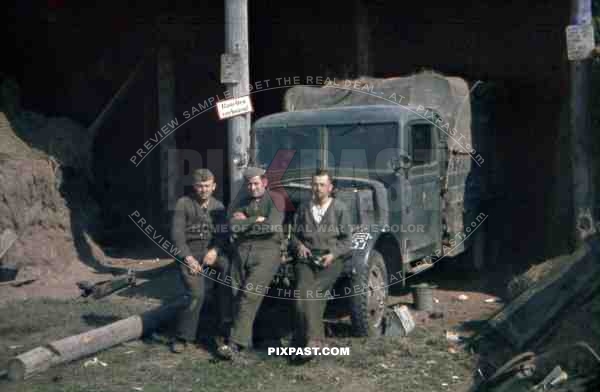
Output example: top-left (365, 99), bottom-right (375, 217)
top-left (248, 72), bottom-right (500, 336)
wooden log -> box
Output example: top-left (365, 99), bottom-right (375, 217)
top-left (489, 237), bottom-right (600, 349)
top-left (7, 296), bottom-right (189, 381)
top-left (7, 346), bottom-right (60, 382)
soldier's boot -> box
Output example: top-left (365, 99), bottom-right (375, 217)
top-left (218, 343), bottom-right (258, 365)
top-left (215, 343), bottom-right (233, 360)
top-left (169, 338), bottom-right (189, 354)
top-left (212, 336), bottom-right (233, 360)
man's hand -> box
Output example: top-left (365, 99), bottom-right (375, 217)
top-left (233, 211), bottom-right (248, 220)
top-left (203, 249), bottom-right (218, 267)
top-left (297, 243), bottom-right (312, 258)
top-left (255, 216), bottom-right (266, 223)
top-left (321, 253), bottom-right (335, 268)
top-left (184, 255), bottom-right (202, 275)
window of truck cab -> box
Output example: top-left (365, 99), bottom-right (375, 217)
top-left (327, 122), bottom-right (398, 174)
top-left (253, 125), bottom-right (321, 171)
top-left (407, 121), bottom-right (437, 166)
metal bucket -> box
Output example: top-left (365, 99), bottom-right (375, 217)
top-left (411, 283), bottom-right (437, 311)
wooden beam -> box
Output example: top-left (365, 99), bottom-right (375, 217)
top-left (157, 45), bottom-right (178, 223)
top-left (0, 278), bottom-right (37, 287)
top-left (88, 54), bottom-right (149, 140)
top-left (488, 237), bottom-right (600, 349)
top-left (7, 297), bottom-right (189, 381)
top-left (569, 0), bottom-right (596, 244)
top-left (86, 53), bottom-right (150, 185)
top-left (355, 0), bottom-right (371, 76)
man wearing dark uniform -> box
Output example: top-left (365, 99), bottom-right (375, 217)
top-left (170, 168), bottom-right (232, 353)
top-left (221, 167), bottom-right (286, 360)
top-left (291, 169), bottom-right (352, 359)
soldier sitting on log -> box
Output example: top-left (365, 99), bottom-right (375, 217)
top-left (170, 168), bottom-right (233, 354)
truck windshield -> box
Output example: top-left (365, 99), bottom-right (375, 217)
top-left (328, 123), bottom-right (397, 169)
top-left (254, 122), bottom-right (397, 171)
top-left (255, 126), bottom-right (321, 170)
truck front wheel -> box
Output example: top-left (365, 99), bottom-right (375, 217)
top-left (349, 249), bottom-right (388, 337)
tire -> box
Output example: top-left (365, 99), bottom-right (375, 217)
top-left (350, 249), bottom-right (389, 337)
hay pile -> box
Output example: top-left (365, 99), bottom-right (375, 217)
top-left (0, 78), bottom-right (103, 284)
top-left (0, 79), bottom-right (92, 170)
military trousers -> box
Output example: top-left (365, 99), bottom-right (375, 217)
top-left (292, 259), bottom-right (344, 346)
top-left (229, 240), bottom-right (281, 348)
top-left (175, 251), bottom-right (233, 342)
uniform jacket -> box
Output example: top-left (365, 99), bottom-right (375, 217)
top-left (291, 198), bottom-right (352, 260)
top-left (171, 195), bottom-right (228, 258)
top-left (228, 191), bottom-right (285, 244)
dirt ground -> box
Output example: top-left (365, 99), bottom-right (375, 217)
top-left (0, 241), bottom-right (175, 305)
top-left (0, 248), bottom-right (508, 392)
top-left (3, 243), bottom-right (599, 391)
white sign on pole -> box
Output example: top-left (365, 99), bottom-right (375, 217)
top-left (216, 96), bottom-right (253, 120)
top-left (220, 53), bottom-right (241, 84)
top-left (566, 24), bottom-right (595, 61)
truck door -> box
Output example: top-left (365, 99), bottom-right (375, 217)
top-left (403, 122), bottom-right (442, 258)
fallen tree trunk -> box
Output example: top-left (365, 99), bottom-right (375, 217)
top-left (7, 296), bottom-right (189, 381)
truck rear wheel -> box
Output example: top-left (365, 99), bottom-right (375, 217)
top-left (350, 249), bottom-right (388, 337)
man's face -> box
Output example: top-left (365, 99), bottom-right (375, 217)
top-left (193, 178), bottom-right (216, 201)
top-left (311, 174), bottom-right (333, 201)
top-left (247, 176), bottom-right (267, 198)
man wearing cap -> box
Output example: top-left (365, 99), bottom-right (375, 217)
top-left (220, 166), bottom-right (286, 360)
top-left (170, 168), bottom-right (233, 354)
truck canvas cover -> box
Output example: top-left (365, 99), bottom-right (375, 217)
top-left (283, 71), bottom-right (473, 153)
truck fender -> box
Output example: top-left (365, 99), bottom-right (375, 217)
top-left (342, 230), bottom-right (383, 276)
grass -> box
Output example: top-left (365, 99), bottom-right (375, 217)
top-left (0, 297), bottom-right (477, 392)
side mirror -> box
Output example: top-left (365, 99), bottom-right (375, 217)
top-left (389, 156), bottom-right (412, 172)
top-left (399, 155), bottom-right (412, 170)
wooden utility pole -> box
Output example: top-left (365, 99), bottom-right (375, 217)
top-left (569, 0), bottom-right (596, 245)
top-left (224, 0), bottom-right (251, 204)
